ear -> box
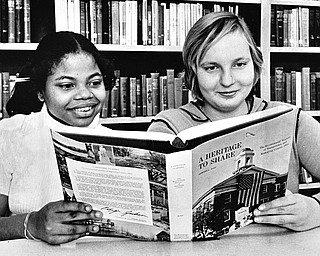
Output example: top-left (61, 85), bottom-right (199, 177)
top-left (37, 91), bottom-right (45, 102)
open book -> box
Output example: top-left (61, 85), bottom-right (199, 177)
top-left (51, 105), bottom-right (297, 241)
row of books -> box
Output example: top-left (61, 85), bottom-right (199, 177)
top-left (55, 0), bottom-right (239, 46)
top-left (101, 69), bottom-right (190, 118)
top-left (271, 5), bottom-right (320, 47)
top-left (271, 66), bottom-right (320, 111)
top-left (0, 0), bottom-right (31, 43)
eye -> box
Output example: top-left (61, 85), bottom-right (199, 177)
top-left (203, 65), bottom-right (219, 72)
top-left (59, 83), bottom-right (76, 90)
top-left (234, 61), bottom-right (248, 69)
top-left (88, 79), bottom-right (103, 88)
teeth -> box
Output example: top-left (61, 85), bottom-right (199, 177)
top-left (74, 106), bottom-right (93, 112)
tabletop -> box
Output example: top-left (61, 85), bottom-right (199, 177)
top-left (1, 223), bottom-right (319, 256)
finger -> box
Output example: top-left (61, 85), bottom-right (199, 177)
top-left (47, 222), bottom-right (101, 236)
top-left (61, 210), bottom-right (103, 223)
top-left (254, 203), bottom-right (296, 217)
top-left (257, 195), bottom-right (296, 211)
top-left (54, 200), bottom-right (95, 213)
top-left (254, 213), bottom-right (297, 226)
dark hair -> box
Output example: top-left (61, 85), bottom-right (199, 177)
top-left (6, 31), bottom-right (114, 116)
top-left (183, 12), bottom-right (263, 101)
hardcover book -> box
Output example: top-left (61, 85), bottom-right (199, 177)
top-left (51, 106), bottom-right (297, 241)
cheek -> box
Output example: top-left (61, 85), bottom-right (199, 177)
top-left (94, 88), bottom-right (107, 102)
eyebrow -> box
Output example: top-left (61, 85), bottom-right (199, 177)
top-left (200, 57), bottom-right (251, 65)
top-left (54, 72), bottom-right (103, 81)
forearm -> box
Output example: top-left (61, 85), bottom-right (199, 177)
top-left (0, 214), bottom-right (27, 241)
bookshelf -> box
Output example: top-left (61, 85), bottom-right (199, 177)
top-left (0, 0), bottom-right (319, 188)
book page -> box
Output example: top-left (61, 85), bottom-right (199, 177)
top-left (66, 158), bottom-right (153, 225)
top-left (51, 130), bottom-right (171, 241)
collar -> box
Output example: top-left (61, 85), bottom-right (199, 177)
top-left (41, 104), bottom-right (101, 130)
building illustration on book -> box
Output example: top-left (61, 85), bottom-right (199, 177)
top-left (192, 147), bottom-right (287, 240)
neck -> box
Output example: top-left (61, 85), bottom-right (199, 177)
top-left (201, 101), bottom-right (250, 122)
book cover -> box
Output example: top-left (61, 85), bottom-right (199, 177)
top-left (174, 77), bottom-right (182, 108)
top-left (51, 105), bottom-right (297, 241)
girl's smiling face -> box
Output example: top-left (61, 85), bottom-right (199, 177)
top-left (41, 52), bottom-right (106, 127)
top-left (196, 31), bottom-right (255, 119)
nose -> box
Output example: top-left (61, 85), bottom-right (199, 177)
top-left (220, 70), bottom-right (235, 87)
top-left (75, 84), bottom-right (93, 99)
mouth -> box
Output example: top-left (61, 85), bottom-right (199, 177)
top-left (219, 91), bottom-right (238, 97)
top-left (73, 106), bottom-right (94, 112)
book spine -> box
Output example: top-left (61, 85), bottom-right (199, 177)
top-left (151, 72), bottom-right (159, 115)
top-left (2, 72), bottom-right (10, 118)
top-left (146, 77), bottom-right (153, 116)
top-left (15, 0), bottom-right (23, 43)
top-left (67, 0), bottom-right (75, 32)
top-left (136, 78), bottom-right (142, 116)
top-left (316, 72), bottom-right (320, 110)
top-left (8, 0), bottom-right (15, 43)
top-left (119, 76), bottom-right (128, 117)
top-left (73, 0), bottom-right (81, 34)
top-left (274, 67), bottom-right (285, 102)
top-left (301, 7), bottom-right (309, 47)
top-left (301, 67), bottom-right (311, 111)
top-left (55, 0), bottom-right (69, 32)
top-left (23, 0), bottom-right (30, 43)
top-left (151, 0), bottom-right (158, 45)
top-left (80, 0), bottom-right (86, 37)
top-left (141, 74), bottom-right (147, 116)
top-left (310, 72), bottom-right (317, 110)
top-left (1, 0), bottom-right (8, 42)
top-left (174, 77), bottom-right (182, 108)
top-left (166, 69), bottom-right (175, 109)
top-left (129, 77), bottom-right (137, 117)
top-left (131, 0), bottom-right (137, 46)
top-left (100, 90), bottom-right (110, 118)
top-left (96, 0), bottom-right (103, 44)
top-left (125, 0), bottom-right (132, 45)
top-left (111, 1), bottom-right (120, 44)
top-left (89, 0), bottom-right (97, 44)
top-left (111, 70), bottom-right (120, 117)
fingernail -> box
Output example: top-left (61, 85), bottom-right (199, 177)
top-left (258, 204), bottom-right (265, 211)
top-left (93, 226), bottom-right (99, 232)
top-left (254, 209), bottom-right (260, 216)
top-left (85, 205), bottom-right (92, 212)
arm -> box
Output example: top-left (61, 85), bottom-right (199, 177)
top-left (0, 194), bottom-right (103, 244)
top-left (253, 112), bottom-right (320, 231)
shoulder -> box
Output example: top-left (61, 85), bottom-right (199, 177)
top-left (148, 102), bottom-right (209, 134)
top-left (0, 111), bottom-right (44, 134)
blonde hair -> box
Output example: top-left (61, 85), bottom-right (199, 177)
top-left (183, 12), bottom-right (263, 101)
